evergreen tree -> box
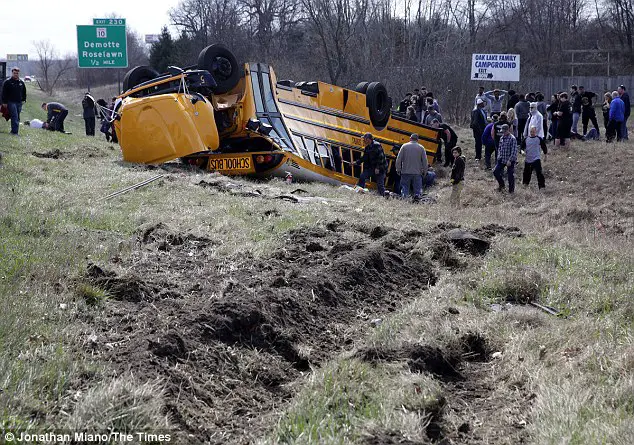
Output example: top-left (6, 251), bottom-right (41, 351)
top-left (149, 27), bottom-right (176, 73)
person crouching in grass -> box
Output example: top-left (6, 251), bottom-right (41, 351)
top-left (521, 126), bottom-right (547, 190)
top-left (449, 147), bottom-right (466, 208)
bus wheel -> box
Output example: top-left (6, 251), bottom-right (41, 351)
top-left (122, 66), bottom-right (160, 92)
top-left (355, 82), bottom-right (369, 94)
top-left (366, 82), bottom-right (391, 128)
top-left (197, 44), bottom-right (240, 94)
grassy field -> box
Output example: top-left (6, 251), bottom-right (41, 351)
top-left (0, 84), bottom-right (632, 444)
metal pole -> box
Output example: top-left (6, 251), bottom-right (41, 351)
top-left (607, 52), bottom-right (610, 77)
top-left (117, 71), bottom-right (121, 95)
top-left (571, 51), bottom-right (574, 77)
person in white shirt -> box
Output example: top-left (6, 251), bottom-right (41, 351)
top-left (24, 119), bottom-right (47, 129)
top-left (523, 102), bottom-right (544, 139)
top-left (474, 86), bottom-right (490, 115)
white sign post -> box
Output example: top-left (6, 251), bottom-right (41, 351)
top-left (471, 54), bottom-right (520, 82)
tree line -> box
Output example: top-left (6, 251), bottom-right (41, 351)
top-left (35, 0), bottom-right (634, 122)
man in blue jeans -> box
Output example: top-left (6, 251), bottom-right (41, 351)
top-left (493, 124), bottom-right (518, 193)
top-left (395, 133), bottom-right (428, 200)
top-left (355, 133), bottom-right (388, 196)
top-left (1, 67), bottom-right (27, 135)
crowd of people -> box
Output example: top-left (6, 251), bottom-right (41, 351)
top-left (471, 84), bottom-right (630, 146)
top-left (467, 83), bottom-right (630, 195)
top-left (362, 81), bottom-right (630, 206)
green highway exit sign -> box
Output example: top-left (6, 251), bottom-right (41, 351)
top-left (77, 23), bottom-right (128, 68)
top-left (93, 18), bottom-right (126, 26)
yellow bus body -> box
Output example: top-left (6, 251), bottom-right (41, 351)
top-left (115, 63), bottom-right (441, 190)
top-left (115, 93), bottom-right (220, 164)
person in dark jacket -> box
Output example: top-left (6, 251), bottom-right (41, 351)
top-left (413, 88), bottom-right (423, 122)
top-left (1, 67), bottom-right (27, 135)
top-left (405, 96), bottom-right (418, 122)
top-left (554, 93), bottom-right (572, 146)
top-left (570, 85), bottom-right (581, 135)
top-left (507, 90), bottom-right (519, 112)
top-left (547, 94), bottom-right (560, 141)
top-left (578, 86), bottom-right (600, 136)
top-left (601, 92), bottom-right (612, 133)
top-left (398, 93), bottom-right (412, 113)
top-left (449, 147), bottom-right (465, 208)
top-left (432, 120), bottom-right (458, 167)
top-left (82, 93), bottom-right (97, 136)
top-left (42, 102), bottom-right (69, 132)
top-left (471, 99), bottom-right (488, 160)
top-left (618, 85), bottom-right (630, 140)
top-left (355, 133), bottom-right (388, 196)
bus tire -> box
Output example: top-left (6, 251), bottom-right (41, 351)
top-left (355, 82), bottom-right (370, 94)
top-left (197, 44), bottom-right (240, 94)
top-left (366, 82), bottom-right (391, 128)
top-left (122, 66), bottom-right (160, 92)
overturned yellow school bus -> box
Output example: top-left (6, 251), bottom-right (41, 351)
top-left (114, 44), bottom-right (441, 190)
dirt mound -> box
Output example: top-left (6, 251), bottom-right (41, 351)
top-left (32, 149), bottom-right (63, 159)
top-left (476, 223), bottom-right (523, 238)
top-left (408, 345), bottom-right (462, 381)
top-left (82, 221), bottom-right (452, 443)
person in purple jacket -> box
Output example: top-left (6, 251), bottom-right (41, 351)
top-left (481, 115), bottom-right (497, 170)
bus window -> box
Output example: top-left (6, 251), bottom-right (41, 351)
top-left (317, 142), bottom-right (333, 170)
top-left (330, 145), bottom-right (343, 173)
top-left (341, 146), bottom-right (353, 176)
top-left (270, 117), bottom-right (295, 153)
top-left (261, 73), bottom-right (277, 112)
top-left (352, 148), bottom-right (362, 177)
top-left (303, 138), bottom-right (320, 166)
top-left (292, 134), bottom-right (310, 160)
top-left (250, 73), bottom-right (265, 112)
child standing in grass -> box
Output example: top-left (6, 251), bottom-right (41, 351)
top-left (450, 147), bottom-right (466, 208)
top-left (521, 126), bottom-right (547, 189)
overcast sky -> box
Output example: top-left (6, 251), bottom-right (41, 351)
top-left (0, 0), bottom-right (177, 59)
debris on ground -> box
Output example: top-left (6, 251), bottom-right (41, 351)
top-left (32, 149), bottom-right (63, 159)
top-left (198, 179), bottom-right (338, 204)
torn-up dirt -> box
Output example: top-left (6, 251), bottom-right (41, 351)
top-left (32, 149), bottom-right (63, 159)
top-left (76, 221), bottom-right (522, 443)
top-left (356, 332), bottom-right (530, 445)
top-left (197, 179), bottom-right (338, 204)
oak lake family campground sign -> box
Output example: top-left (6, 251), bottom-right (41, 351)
top-left (471, 53), bottom-right (520, 82)
top-left (76, 18), bottom-right (128, 68)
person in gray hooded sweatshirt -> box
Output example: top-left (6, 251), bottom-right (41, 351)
top-left (395, 133), bottom-right (428, 200)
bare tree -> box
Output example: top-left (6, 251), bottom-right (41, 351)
top-left (238, 0), bottom-right (301, 59)
top-left (33, 40), bottom-right (74, 95)
top-left (301, 0), bottom-right (369, 85)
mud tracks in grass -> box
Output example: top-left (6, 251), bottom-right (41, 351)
top-left (358, 332), bottom-right (531, 445)
top-left (78, 221), bottom-right (519, 443)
